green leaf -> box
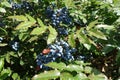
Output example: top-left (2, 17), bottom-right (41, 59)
top-left (95, 24), bottom-right (115, 30)
top-left (84, 66), bottom-right (92, 74)
top-left (5, 53), bottom-right (10, 63)
top-left (28, 36), bottom-right (38, 42)
top-left (88, 29), bottom-right (107, 40)
top-left (88, 73), bottom-right (107, 80)
top-left (64, 0), bottom-right (75, 8)
top-left (37, 18), bottom-right (45, 27)
top-left (74, 72), bottom-right (88, 80)
top-left (45, 62), bottom-right (66, 70)
top-left (31, 27), bottom-right (47, 35)
top-left (32, 70), bottom-right (60, 80)
top-left (76, 29), bottom-right (92, 49)
top-left (0, 7), bottom-right (6, 13)
top-left (76, 29), bottom-right (90, 44)
top-left (87, 20), bottom-right (98, 30)
top-left (60, 72), bottom-right (74, 80)
top-left (83, 44), bottom-right (91, 50)
top-left (0, 58), bottom-right (4, 71)
top-left (18, 33), bottom-right (28, 41)
top-left (0, 68), bottom-right (11, 80)
top-left (68, 33), bottom-right (76, 48)
top-left (1, 1), bottom-right (12, 8)
top-left (8, 15), bottom-right (28, 22)
top-left (74, 61), bottom-right (91, 66)
top-left (0, 27), bottom-right (7, 36)
top-left (47, 25), bottom-right (57, 44)
top-left (15, 21), bottom-right (36, 30)
top-left (25, 14), bottom-right (36, 22)
top-left (64, 64), bottom-right (83, 73)
top-left (12, 73), bottom-right (20, 80)
top-left (102, 44), bottom-right (115, 54)
top-left (0, 43), bottom-right (8, 47)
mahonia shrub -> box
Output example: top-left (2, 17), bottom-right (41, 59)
top-left (0, 0), bottom-right (120, 80)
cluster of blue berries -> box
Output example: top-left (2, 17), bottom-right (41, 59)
top-left (9, 40), bottom-right (19, 51)
top-left (46, 6), bottom-right (72, 35)
top-left (51, 8), bottom-right (72, 27)
top-left (36, 39), bottom-right (76, 70)
top-left (11, 1), bottom-right (32, 11)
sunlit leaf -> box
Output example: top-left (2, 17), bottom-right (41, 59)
top-left (88, 73), bottom-right (108, 80)
top-left (8, 15), bottom-right (28, 22)
top-left (68, 33), bottom-right (76, 48)
top-left (64, 64), bottom-right (84, 73)
top-left (15, 21), bottom-right (36, 30)
top-left (37, 18), bottom-right (45, 27)
top-left (31, 27), bottom-right (47, 35)
top-left (64, 0), bottom-right (75, 8)
top-left (95, 24), bottom-right (115, 30)
top-left (88, 29), bottom-right (107, 40)
top-left (0, 43), bottom-right (8, 47)
top-left (47, 25), bottom-right (57, 44)
top-left (25, 14), bottom-right (36, 22)
top-left (60, 72), bottom-right (74, 80)
top-left (0, 68), bottom-right (12, 79)
top-left (1, 1), bottom-right (12, 8)
top-left (74, 72), bottom-right (88, 80)
top-left (12, 73), bottom-right (20, 80)
top-left (45, 62), bottom-right (66, 70)
top-left (0, 7), bottom-right (6, 13)
top-left (87, 20), bottom-right (98, 30)
top-left (32, 70), bottom-right (60, 80)
top-left (0, 58), bottom-right (4, 71)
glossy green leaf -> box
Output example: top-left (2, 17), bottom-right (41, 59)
top-left (8, 15), bottom-right (28, 21)
top-left (95, 24), bottom-right (114, 30)
top-left (45, 62), bottom-right (66, 70)
top-left (84, 66), bottom-right (92, 74)
top-left (5, 53), bottom-right (10, 63)
top-left (37, 18), bottom-right (45, 27)
top-left (88, 29), bottom-right (107, 40)
top-left (12, 73), bottom-right (20, 80)
top-left (74, 72), bottom-right (88, 80)
top-left (64, 0), bottom-right (75, 8)
top-left (88, 73), bottom-right (107, 80)
top-left (74, 61), bottom-right (91, 66)
top-left (18, 33), bottom-right (28, 41)
top-left (87, 20), bottom-right (98, 30)
top-left (0, 68), bottom-right (11, 80)
top-left (31, 27), bottom-right (47, 35)
top-left (68, 33), bottom-right (76, 48)
top-left (76, 29), bottom-right (92, 49)
top-left (32, 70), bottom-right (60, 80)
top-left (1, 1), bottom-right (12, 8)
top-left (76, 29), bottom-right (90, 44)
top-left (15, 21), bottom-right (36, 30)
top-left (0, 43), bottom-right (8, 47)
top-left (64, 64), bottom-right (83, 73)
top-left (60, 72), bottom-right (74, 80)
top-left (47, 25), bottom-right (57, 44)
top-left (25, 14), bottom-right (36, 22)
top-left (28, 36), bottom-right (38, 42)
top-left (83, 44), bottom-right (91, 50)
top-left (0, 7), bottom-right (6, 13)
top-left (0, 58), bottom-right (4, 71)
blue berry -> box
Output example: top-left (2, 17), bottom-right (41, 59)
top-left (0, 37), bottom-right (3, 43)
